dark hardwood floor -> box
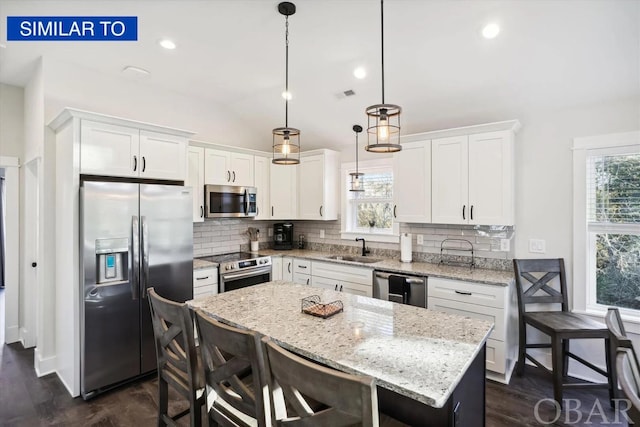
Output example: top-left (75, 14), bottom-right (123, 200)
top-left (0, 287), bottom-right (629, 426)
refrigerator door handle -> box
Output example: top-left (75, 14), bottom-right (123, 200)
top-left (141, 216), bottom-right (150, 299)
top-left (131, 215), bottom-right (139, 300)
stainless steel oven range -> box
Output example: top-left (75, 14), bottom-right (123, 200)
top-left (200, 252), bottom-right (272, 293)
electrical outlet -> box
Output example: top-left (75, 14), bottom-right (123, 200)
top-left (319, 229), bottom-right (325, 239)
top-left (529, 238), bottom-right (546, 254)
top-left (500, 239), bottom-right (510, 252)
top-left (416, 235), bottom-right (424, 245)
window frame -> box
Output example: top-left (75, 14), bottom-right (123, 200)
top-left (340, 158), bottom-right (399, 243)
top-left (572, 131), bottom-right (640, 329)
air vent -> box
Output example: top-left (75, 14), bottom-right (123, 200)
top-left (343, 89), bottom-right (356, 97)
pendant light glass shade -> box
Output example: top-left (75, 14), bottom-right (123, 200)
top-left (365, 0), bottom-right (402, 153)
top-left (350, 124), bottom-right (365, 192)
top-left (273, 2), bottom-right (300, 165)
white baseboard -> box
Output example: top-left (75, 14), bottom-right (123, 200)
top-left (5, 325), bottom-right (20, 344)
top-left (34, 349), bottom-right (56, 377)
top-left (57, 371), bottom-right (79, 398)
top-left (20, 327), bottom-right (36, 349)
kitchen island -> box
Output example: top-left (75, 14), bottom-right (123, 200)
top-left (190, 281), bottom-right (494, 426)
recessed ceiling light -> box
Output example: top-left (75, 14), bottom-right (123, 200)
top-left (122, 66), bottom-right (151, 78)
top-left (353, 67), bottom-right (366, 79)
top-left (281, 91), bottom-right (292, 100)
top-left (159, 39), bottom-right (176, 50)
top-left (482, 23), bottom-right (500, 39)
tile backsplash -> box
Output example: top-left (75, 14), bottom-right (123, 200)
top-left (193, 216), bottom-right (514, 270)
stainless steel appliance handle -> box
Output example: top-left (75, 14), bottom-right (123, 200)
top-left (141, 216), bottom-right (149, 298)
top-left (221, 266), bottom-right (272, 281)
top-left (131, 216), bottom-right (139, 300)
top-left (374, 271), bottom-right (425, 285)
top-left (244, 189), bottom-right (249, 215)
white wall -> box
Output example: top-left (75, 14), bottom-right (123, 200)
top-left (0, 84), bottom-right (24, 158)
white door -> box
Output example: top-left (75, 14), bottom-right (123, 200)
top-left (22, 160), bottom-right (39, 348)
top-left (0, 159), bottom-right (19, 344)
top-left (298, 155), bottom-right (324, 220)
top-left (431, 136), bottom-right (469, 224)
top-left (139, 131), bottom-right (186, 181)
top-left (270, 163), bottom-right (298, 219)
top-left (204, 149), bottom-right (231, 185)
top-left (254, 156), bottom-right (270, 219)
top-left (230, 153), bottom-right (254, 187)
top-left (187, 146), bottom-right (205, 222)
top-left (80, 120), bottom-right (139, 178)
top-left (393, 140), bottom-right (431, 223)
top-left (468, 131), bottom-right (514, 225)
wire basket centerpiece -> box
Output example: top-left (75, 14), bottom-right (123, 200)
top-left (301, 295), bottom-right (344, 319)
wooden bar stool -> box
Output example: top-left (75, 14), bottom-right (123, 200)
top-left (513, 259), bottom-right (616, 408)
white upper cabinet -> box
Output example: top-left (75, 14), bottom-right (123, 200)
top-left (298, 151), bottom-right (338, 220)
top-left (270, 163), bottom-right (298, 219)
top-left (187, 146), bottom-right (205, 222)
top-left (393, 140), bottom-right (431, 223)
top-left (204, 149), bottom-right (254, 187)
top-left (80, 119), bottom-right (188, 181)
top-left (139, 131), bottom-right (186, 180)
top-left (432, 130), bottom-right (514, 226)
top-left (254, 156), bottom-right (271, 220)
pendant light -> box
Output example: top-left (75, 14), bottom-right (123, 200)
top-left (350, 125), bottom-right (365, 192)
top-left (365, 0), bottom-right (402, 153)
top-left (272, 2), bottom-right (300, 165)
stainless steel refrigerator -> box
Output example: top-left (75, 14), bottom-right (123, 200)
top-left (80, 180), bottom-right (193, 399)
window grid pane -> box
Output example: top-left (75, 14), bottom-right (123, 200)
top-left (595, 233), bottom-right (640, 310)
top-left (587, 153), bottom-right (640, 224)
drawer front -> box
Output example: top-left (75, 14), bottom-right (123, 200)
top-left (293, 273), bottom-right (311, 286)
top-left (194, 268), bottom-right (218, 288)
top-left (429, 277), bottom-right (505, 308)
top-left (486, 338), bottom-right (506, 374)
top-left (293, 259), bottom-right (311, 275)
top-left (311, 276), bottom-right (373, 297)
top-left (194, 285), bottom-right (217, 298)
top-left (312, 261), bottom-right (373, 286)
top-left (311, 276), bottom-right (338, 291)
top-left (428, 296), bottom-right (504, 341)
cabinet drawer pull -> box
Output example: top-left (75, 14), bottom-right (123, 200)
top-left (455, 290), bottom-right (472, 296)
top-left (340, 285), bottom-right (343, 292)
top-left (298, 265), bottom-right (307, 269)
top-left (200, 206), bottom-right (204, 218)
top-left (306, 278), bottom-right (310, 285)
top-left (196, 276), bottom-right (210, 280)
top-left (334, 284), bottom-right (338, 291)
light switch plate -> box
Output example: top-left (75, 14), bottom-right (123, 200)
top-left (529, 238), bottom-right (546, 253)
top-left (500, 239), bottom-right (510, 252)
top-left (416, 235), bottom-right (424, 245)
top-left (319, 230), bottom-right (325, 239)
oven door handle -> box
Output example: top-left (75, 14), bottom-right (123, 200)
top-left (221, 266), bottom-right (272, 281)
top-left (374, 271), bottom-right (425, 285)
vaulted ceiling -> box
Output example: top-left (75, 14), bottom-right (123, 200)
top-left (1, 0), bottom-right (638, 150)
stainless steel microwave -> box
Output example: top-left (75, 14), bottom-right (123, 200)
top-left (204, 185), bottom-right (257, 218)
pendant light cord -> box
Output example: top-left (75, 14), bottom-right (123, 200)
top-left (355, 132), bottom-right (359, 174)
top-left (380, 0), bottom-right (385, 104)
top-left (285, 15), bottom-right (290, 128)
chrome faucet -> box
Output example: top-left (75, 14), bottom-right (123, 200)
top-left (355, 238), bottom-right (370, 256)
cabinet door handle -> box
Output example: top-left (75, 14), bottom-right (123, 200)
top-left (306, 278), bottom-right (310, 285)
top-left (232, 171), bottom-right (236, 182)
top-left (455, 290), bottom-right (472, 296)
top-left (393, 205), bottom-right (397, 218)
top-left (319, 206), bottom-right (323, 217)
top-left (334, 284), bottom-right (338, 291)
top-left (272, 206), bottom-right (274, 216)
top-left (227, 171), bottom-right (231, 182)
top-left (288, 262), bottom-right (291, 273)
top-left (133, 155), bottom-right (137, 172)
top-left (340, 285), bottom-right (343, 292)
top-left (257, 206), bottom-right (259, 216)
top-left (142, 156), bottom-right (146, 172)
top-left (462, 205), bottom-right (466, 220)
top-left (470, 205), bottom-right (474, 220)
top-left (200, 206), bottom-right (204, 218)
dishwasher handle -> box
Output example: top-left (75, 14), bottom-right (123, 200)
top-left (374, 271), bottom-right (425, 285)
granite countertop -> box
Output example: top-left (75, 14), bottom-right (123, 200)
top-left (190, 281), bottom-right (493, 408)
top-left (193, 258), bottom-right (219, 270)
top-left (257, 249), bottom-right (513, 286)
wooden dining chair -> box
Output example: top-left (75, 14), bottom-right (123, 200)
top-left (513, 259), bottom-right (616, 407)
top-left (617, 347), bottom-right (640, 425)
top-left (148, 287), bottom-right (205, 427)
top-left (194, 309), bottom-right (268, 427)
top-left (606, 308), bottom-right (636, 351)
top-left (261, 337), bottom-right (379, 427)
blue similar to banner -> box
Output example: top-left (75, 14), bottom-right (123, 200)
top-left (7, 16), bottom-right (138, 41)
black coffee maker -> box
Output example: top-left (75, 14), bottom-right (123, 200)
top-left (273, 223), bottom-right (293, 250)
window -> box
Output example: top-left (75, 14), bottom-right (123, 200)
top-left (341, 159), bottom-right (399, 242)
top-left (573, 132), bottom-right (640, 319)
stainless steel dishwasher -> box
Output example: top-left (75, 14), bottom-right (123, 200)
top-left (373, 270), bottom-right (427, 308)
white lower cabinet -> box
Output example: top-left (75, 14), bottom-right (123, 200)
top-left (282, 257), bottom-right (293, 282)
top-left (193, 267), bottom-right (218, 297)
top-left (311, 261), bottom-right (373, 297)
top-left (271, 256), bottom-right (282, 281)
top-left (428, 277), bottom-right (517, 384)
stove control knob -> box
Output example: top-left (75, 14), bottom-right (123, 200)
top-left (225, 265), bottom-right (231, 271)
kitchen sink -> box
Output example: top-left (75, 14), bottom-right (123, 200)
top-left (325, 255), bottom-right (382, 264)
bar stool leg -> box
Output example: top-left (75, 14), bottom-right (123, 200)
top-left (552, 335), bottom-right (564, 408)
top-left (517, 323), bottom-right (527, 376)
